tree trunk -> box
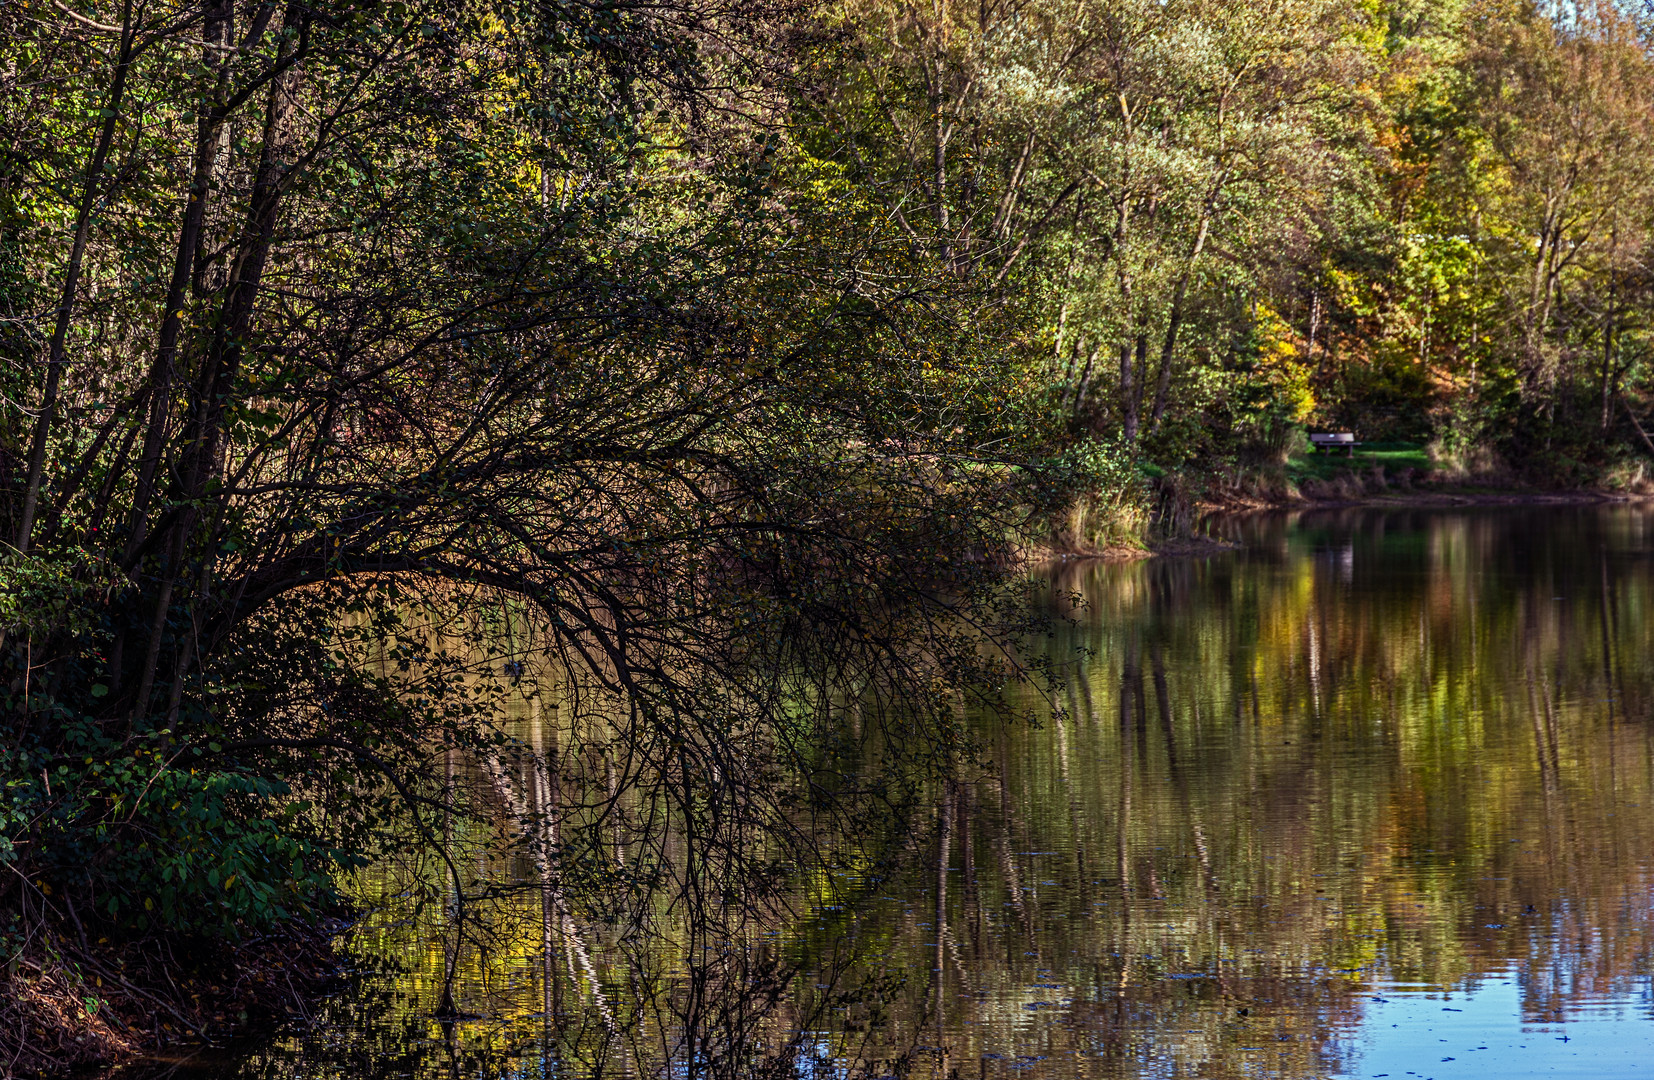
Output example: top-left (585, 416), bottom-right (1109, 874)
top-left (125, 0), bottom-right (237, 563)
top-left (14, 1), bottom-right (136, 553)
top-left (1119, 341), bottom-right (1138, 441)
top-left (1600, 238), bottom-right (1617, 432)
top-left (1150, 179), bottom-right (1222, 433)
top-left (132, 14), bottom-right (304, 721)
top-left (1600, 313), bottom-right (1615, 433)
top-left (1129, 333), bottom-right (1148, 439)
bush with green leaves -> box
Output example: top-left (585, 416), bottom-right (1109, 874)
top-left (1035, 437), bottom-right (1151, 549)
top-left (2, 711), bottom-right (358, 943)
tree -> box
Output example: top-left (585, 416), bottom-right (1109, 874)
top-left (0, 0), bottom-right (1042, 973)
top-left (1459, 0), bottom-right (1654, 405)
top-left (806, 0), bottom-right (1375, 451)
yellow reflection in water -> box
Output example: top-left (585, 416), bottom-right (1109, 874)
top-left (212, 506), bottom-right (1654, 1080)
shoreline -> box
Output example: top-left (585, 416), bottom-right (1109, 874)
top-left (0, 917), bottom-right (349, 1075)
top-left (1026, 533), bottom-right (1242, 565)
top-left (1208, 486), bottom-right (1654, 514)
top-left (1030, 486), bottom-right (1654, 564)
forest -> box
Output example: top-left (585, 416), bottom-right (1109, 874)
top-left (2, 0), bottom-right (1652, 1071)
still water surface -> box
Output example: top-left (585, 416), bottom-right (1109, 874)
top-left (138, 506), bottom-right (1654, 1079)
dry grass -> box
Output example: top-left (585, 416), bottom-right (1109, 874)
top-left (1, 957), bottom-right (138, 1075)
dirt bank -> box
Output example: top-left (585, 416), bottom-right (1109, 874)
top-left (1025, 485), bottom-right (1653, 566)
top-left (1, 918), bottom-right (349, 1075)
top-left (1206, 484), bottom-right (1654, 514)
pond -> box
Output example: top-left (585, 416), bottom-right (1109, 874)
top-left (126, 505), bottom-right (1654, 1080)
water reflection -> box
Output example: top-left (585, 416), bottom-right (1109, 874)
top-left (130, 506), bottom-right (1654, 1079)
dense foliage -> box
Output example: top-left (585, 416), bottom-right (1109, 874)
top-left (0, 0), bottom-right (1053, 965)
top-left (1, 0), bottom-right (1652, 1059)
top-left (807, 0), bottom-right (1654, 481)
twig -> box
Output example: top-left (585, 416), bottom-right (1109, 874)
top-left (49, 0), bottom-right (123, 34)
top-left (1622, 395), bottom-right (1654, 457)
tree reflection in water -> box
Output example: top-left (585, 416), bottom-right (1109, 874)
top-left (130, 506), bottom-right (1654, 1080)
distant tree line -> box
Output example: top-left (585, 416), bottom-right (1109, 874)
top-left (806, 0), bottom-right (1654, 480)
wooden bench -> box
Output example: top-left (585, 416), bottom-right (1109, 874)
top-left (1309, 433), bottom-right (1357, 456)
